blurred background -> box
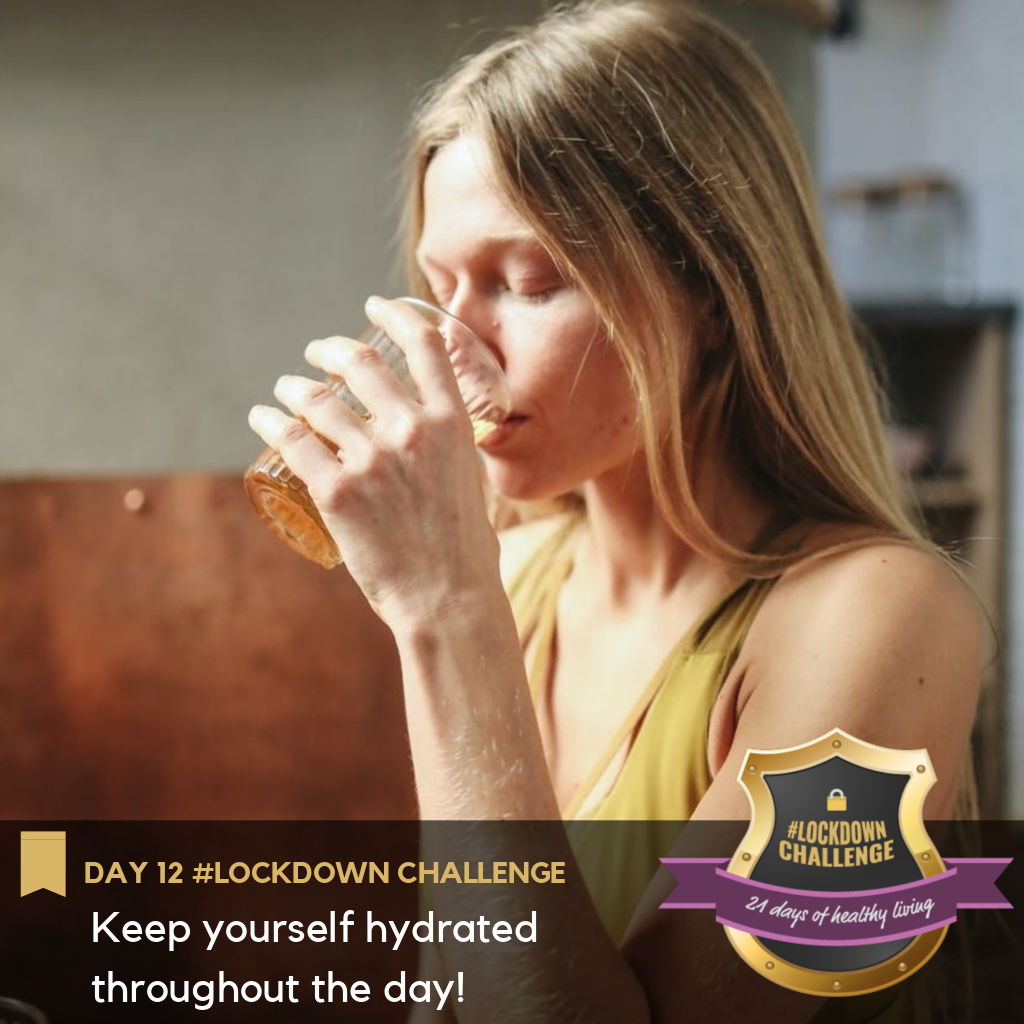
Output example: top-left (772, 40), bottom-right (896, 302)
top-left (0, 1), bottom-right (1020, 820)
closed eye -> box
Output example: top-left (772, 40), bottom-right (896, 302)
top-left (504, 273), bottom-right (568, 304)
top-left (512, 285), bottom-right (558, 304)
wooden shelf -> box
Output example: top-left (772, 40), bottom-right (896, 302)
top-left (908, 476), bottom-right (979, 511)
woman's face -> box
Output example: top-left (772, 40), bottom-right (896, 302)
top-left (417, 135), bottom-right (642, 502)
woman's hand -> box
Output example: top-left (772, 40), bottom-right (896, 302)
top-left (248, 296), bottom-right (502, 627)
top-left (250, 297), bottom-right (556, 822)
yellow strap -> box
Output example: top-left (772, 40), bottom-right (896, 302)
top-left (507, 515), bottom-right (580, 642)
top-left (526, 543), bottom-right (576, 700)
top-left (561, 573), bottom-right (756, 821)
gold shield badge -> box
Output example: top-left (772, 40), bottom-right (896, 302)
top-left (725, 728), bottom-right (946, 996)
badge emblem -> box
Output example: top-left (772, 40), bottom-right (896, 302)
top-left (662, 730), bottom-right (1011, 996)
top-left (724, 728), bottom-right (945, 995)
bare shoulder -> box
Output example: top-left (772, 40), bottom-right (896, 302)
top-left (753, 527), bottom-right (981, 657)
top-left (498, 510), bottom-right (578, 591)
top-left (727, 526), bottom-right (982, 816)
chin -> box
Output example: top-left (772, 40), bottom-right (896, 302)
top-left (485, 467), bottom-right (578, 508)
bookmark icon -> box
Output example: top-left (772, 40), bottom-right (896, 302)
top-left (20, 831), bottom-right (66, 897)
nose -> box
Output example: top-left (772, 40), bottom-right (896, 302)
top-left (445, 288), bottom-right (506, 372)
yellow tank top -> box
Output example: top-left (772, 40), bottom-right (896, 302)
top-left (507, 513), bottom-right (903, 1023)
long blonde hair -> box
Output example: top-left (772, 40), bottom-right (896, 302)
top-left (403, 0), bottom-right (922, 574)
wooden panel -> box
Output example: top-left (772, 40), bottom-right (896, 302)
top-left (0, 476), bottom-right (415, 820)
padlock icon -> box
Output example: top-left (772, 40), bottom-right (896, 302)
top-left (827, 788), bottom-right (847, 812)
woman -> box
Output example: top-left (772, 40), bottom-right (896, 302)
top-left (249, 2), bottom-right (980, 1020)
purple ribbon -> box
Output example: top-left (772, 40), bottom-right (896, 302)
top-left (660, 857), bottom-right (1012, 945)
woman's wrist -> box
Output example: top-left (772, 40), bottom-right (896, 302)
top-left (389, 582), bottom-right (525, 712)
top-left (382, 563), bottom-right (510, 646)
top-left (386, 575), bottom-right (557, 820)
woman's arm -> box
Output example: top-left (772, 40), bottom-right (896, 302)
top-left (703, 538), bottom-right (981, 821)
top-left (620, 539), bottom-right (980, 1020)
top-left (248, 299), bottom-right (651, 1018)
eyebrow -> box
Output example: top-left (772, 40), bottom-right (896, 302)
top-left (416, 232), bottom-right (547, 269)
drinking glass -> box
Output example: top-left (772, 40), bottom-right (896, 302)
top-left (245, 298), bottom-right (510, 569)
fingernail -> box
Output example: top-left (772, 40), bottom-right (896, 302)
top-left (365, 295), bottom-right (384, 312)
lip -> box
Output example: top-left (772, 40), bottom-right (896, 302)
top-left (477, 414), bottom-right (527, 452)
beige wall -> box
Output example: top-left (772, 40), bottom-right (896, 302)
top-left (1, 0), bottom-right (816, 474)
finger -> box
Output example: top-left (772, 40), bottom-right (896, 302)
top-left (272, 374), bottom-right (369, 448)
top-left (304, 334), bottom-right (419, 419)
top-left (248, 404), bottom-right (346, 483)
top-left (364, 296), bottom-right (465, 411)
